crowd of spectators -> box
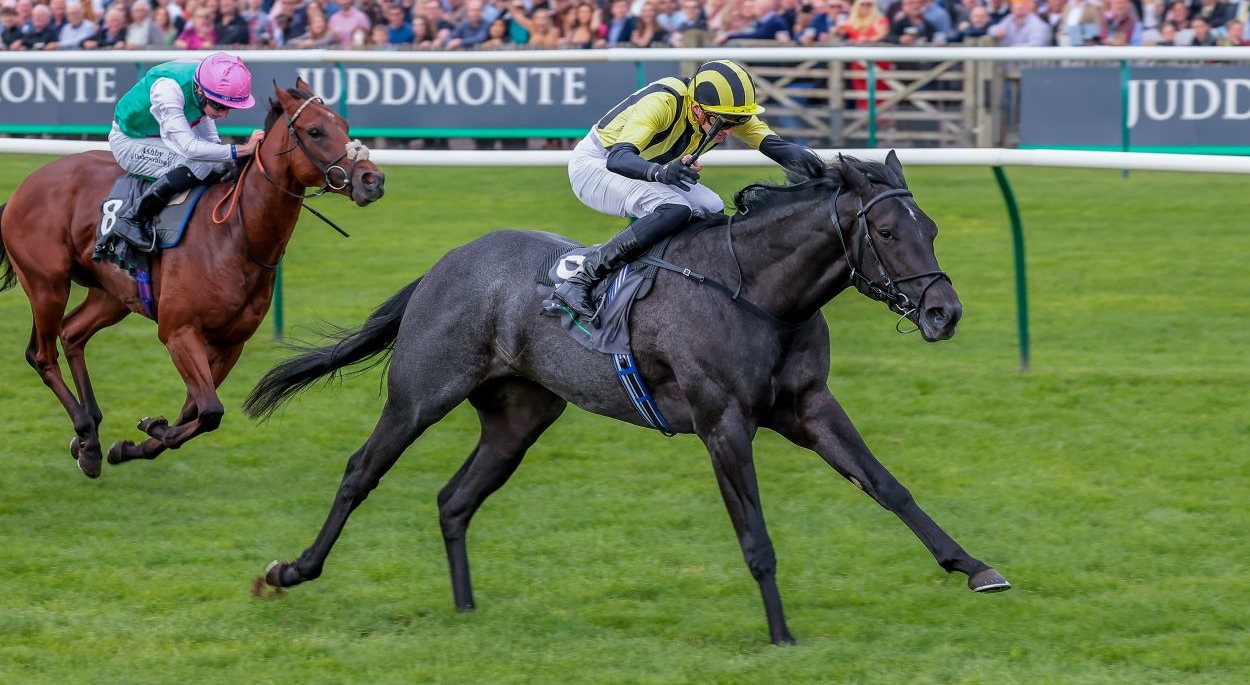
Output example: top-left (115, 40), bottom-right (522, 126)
top-left (1, 0), bottom-right (1247, 52)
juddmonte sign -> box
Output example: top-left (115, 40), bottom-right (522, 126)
top-left (1020, 65), bottom-right (1250, 148)
top-left (0, 60), bottom-right (679, 133)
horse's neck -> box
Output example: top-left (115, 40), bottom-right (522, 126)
top-left (728, 207), bottom-right (855, 320)
top-left (237, 156), bottom-right (305, 264)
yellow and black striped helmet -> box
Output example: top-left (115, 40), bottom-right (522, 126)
top-left (690, 60), bottom-right (766, 117)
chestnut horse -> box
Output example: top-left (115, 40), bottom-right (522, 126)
top-left (0, 78), bottom-right (385, 479)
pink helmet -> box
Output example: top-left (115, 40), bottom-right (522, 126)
top-left (194, 52), bottom-right (255, 110)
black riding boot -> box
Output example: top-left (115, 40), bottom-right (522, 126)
top-left (552, 203), bottom-right (692, 321)
top-left (120, 166), bottom-right (200, 246)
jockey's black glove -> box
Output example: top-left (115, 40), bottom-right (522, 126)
top-left (654, 160), bottom-right (700, 191)
top-left (759, 135), bottom-right (826, 180)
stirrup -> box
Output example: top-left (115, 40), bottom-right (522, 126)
top-left (552, 285), bottom-right (598, 321)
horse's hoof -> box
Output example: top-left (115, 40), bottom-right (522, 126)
top-left (265, 560), bottom-right (289, 588)
top-left (968, 568), bottom-right (1012, 593)
top-left (106, 440), bottom-right (135, 465)
top-left (137, 416), bottom-right (168, 435)
top-left (70, 437), bottom-right (102, 478)
top-left (77, 456), bottom-right (102, 479)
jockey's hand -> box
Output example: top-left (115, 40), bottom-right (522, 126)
top-left (682, 154), bottom-right (704, 173)
top-left (238, 130), bottom-right (265, 156)
top-left (655, 159), bottom-right (700, 191)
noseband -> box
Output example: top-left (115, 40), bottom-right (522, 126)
top-left (831, 186), bottom-right (951, 329)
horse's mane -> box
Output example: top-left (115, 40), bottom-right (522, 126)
top-left (263, 86), bottom-right (317, 131)
top-left (729, 155), bottom-right (904, 217)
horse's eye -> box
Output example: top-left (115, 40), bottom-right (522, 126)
top-left (878, 227), bottom-right (895, 243)
top-left (308, 127), bottom-right (323, 139)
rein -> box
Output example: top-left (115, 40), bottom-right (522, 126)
top-left (830, 185), bottom-right (951, 333)
top-left (211, 94), bottom-right (365, 266)
top-left (641, 213), bottom-right (815, 331)
top-left (645, 179), bottom-right (950, 333)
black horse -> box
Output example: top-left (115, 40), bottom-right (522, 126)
top-left (245, 152), bottom-right (1010, 645)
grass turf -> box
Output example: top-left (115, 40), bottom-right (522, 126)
top-left (0, 155), bottom-right (1247, 684)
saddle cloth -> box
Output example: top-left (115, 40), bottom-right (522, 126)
top-left (93, 175), bottom-right (207, 273)
top-left (538, 238), bottom-right (669, 356)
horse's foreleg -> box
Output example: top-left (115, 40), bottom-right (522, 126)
top-left (438, 379), bottom-right (566, 611)
top-left (768, 389), bottom-right (1010, 592)
top-left (59, 290), bottom-right (131, 474)
top-left (698, 406), bottom-right (794, 645)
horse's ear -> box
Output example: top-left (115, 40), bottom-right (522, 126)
top-left (295, 76), bottom-right (313, 94)
top-left (838, 154), bottom-right (870, 194)
top-left (884, 149), bottom-right (907, 187)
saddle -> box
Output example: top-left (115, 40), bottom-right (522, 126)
top-left (93, 175), bottom-right (208, 275)
top-left (538, 237), bottom-right (671, 357)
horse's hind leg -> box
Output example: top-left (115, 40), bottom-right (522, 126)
top-left (110, 342), bottom-right (246, 465)
top-left (439, 378), bottom-right (566, 611)
top-left (263, 372), bottom-right (480, 591)
top-left (16, 268), bottom-right (107, 477)
top-left (59, 289), bottom-right (131, 475)
top-left (768, 389), bottom-right (1010, 593)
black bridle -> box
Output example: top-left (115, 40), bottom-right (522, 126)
top-left (643, 180), bottom-right (950, 333)
top-left (830, 185), bottom-right (951, 332)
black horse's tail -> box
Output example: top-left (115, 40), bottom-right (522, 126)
top-left (244, 276), bottom-right (423, 420)
top-left (0, 203), bottom-right (16, 293)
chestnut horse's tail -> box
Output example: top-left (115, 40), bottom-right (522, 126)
top-left (244, 276), bottom-right (424, 421)
top-left (0, 203), bottom-right (15, 293)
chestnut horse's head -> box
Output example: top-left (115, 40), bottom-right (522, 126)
top-left (262, 78), bottom-right (385, 206)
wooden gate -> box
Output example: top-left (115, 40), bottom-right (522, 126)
top-left (706, 43), bottom-right (1000, 148)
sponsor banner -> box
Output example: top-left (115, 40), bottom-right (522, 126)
top-left (0, 60), bottom-right (682, 132)
top-left (1021, 65), bottom-right (1250, 148)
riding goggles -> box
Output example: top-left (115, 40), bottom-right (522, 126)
top-left (713, 113), bottom-right (753, 127)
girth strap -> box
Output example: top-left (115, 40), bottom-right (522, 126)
top-left (638, 255), bottom-right (815, 331)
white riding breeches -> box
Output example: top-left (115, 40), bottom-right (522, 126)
top-left (568, 132), bottom-right (724, 219)
top-left (108, 125), bottom-right (231, 181)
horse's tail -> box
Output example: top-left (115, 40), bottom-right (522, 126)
top-left (243, 276), bottom-right (423, 420)
top-left (0, 203), bottom-right (15, 293)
